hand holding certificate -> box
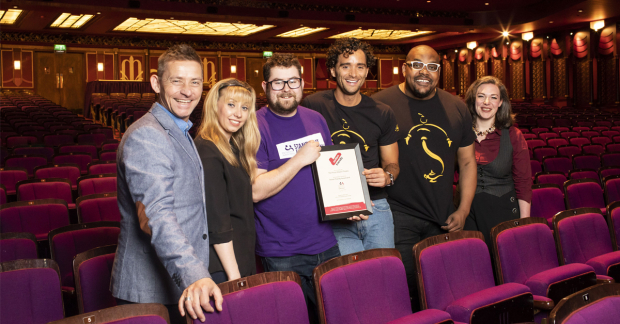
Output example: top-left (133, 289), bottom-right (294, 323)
top-left (311, 144), bottom-right (373, 221)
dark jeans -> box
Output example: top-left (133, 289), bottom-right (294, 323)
top-left (116, 298), bottom-right (184, 324)
top-left (261, 244), bottom-right (341, 324)
top-left (393, 210), bottom-right (446, 313)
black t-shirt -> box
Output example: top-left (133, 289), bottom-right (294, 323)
top-left (372, 86), bottom-right (475, 224)
top-left (302, 90), bottom-right (399, 200)
top-left (194, 137), bottom-right (256, 278)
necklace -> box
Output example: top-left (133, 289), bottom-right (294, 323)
top-left (473, 124), bottom-right (495, 137)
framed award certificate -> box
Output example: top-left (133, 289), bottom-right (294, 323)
top-left (311, 143), bottom-right (373, 221)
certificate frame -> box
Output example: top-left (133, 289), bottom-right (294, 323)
top-left (311, 143), bottom-right (373, 221)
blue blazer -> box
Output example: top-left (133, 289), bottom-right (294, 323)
top-left (111, 104), bottom-right (210, 304)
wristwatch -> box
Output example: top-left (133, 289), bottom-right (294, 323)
top-left (385, 171), bottom-right (395, 187)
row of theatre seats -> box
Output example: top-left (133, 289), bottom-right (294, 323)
top-left (1, 212), bottom-right (619, 324)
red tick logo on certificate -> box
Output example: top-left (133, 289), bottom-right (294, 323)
top-left (329, 153), bottom-right (342, 165)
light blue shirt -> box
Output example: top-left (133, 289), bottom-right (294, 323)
top-left (156, 103), bottom-right (193, 142)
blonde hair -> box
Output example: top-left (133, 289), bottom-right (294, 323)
top-left (196, 78), bottom-right (260, 182)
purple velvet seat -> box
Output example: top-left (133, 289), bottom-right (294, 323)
top-left (58, 144), bottom-right (99, 160)
top-left (16, 178), bottom-right (75, 209)
top-left (523, 133), bottom-right (538, 140)
top-left (77, 193), bottom-right (120, 223)
top-left (77, 133), bottom-right (107, 147)
top-left (4, 155), bottom-right (47, 177)
top-left (44, 134), bottom-right (75, 147)
top-left (12, 146), bottom-right (55, 162)
top-left (49, 222), bottom-right (120, 290)
top-left (604, 175), bottom-right (620, 205)
top-left (77, 174), bottom-right (117, 196)
top-left (569, 169), bottom-right (600, 185)
top-left (560, 131), bottom-right (579, 139)
top-left (602, 153), bottom-right (620, 167)
top-left (0, 185), bottom-right (6, 205)
top-left (52, 153), bottom-right (93, 175)
top-left (581, 131), bottom-right (600, 140)
top-left (101, 142), bottom-right (119, 151)
top-left (0, 167), bottom-right (28, 195)
top-left (543, 156), bottom-right (572, 176)
top-left (492, 218), bottom-right (596, 305)
top-left (548, 138), bottom-right (569, 148)
top-left (548, 283), bottom-right (620, 324)
top-left (99, 150), bottom-right (117, 162)
top-left (0, 259), bottom-right (64, 324)
top-left (599, 166), bottom-right (620, 182)
top-left (194, 272), bottom-right (310, 324)
top-left (557, 145), bottom-right (582, 158)
top-left (569, 137), bottom-right (591, 149)
top-left (0, 199), bottom-right (70, 241)
top-left (34, 164), bottom-right (81, 190)
top-left (573, 154), bottom-right (601, 170)
top-left (6, 135), bottom-right (38, 148)
top-left (564, 179), bottom-right (606, 214)
top-left (531, 160), bottom-right (542, 179)
top-left (531, 128), bottom-right (549, 136)
top-left (527, 139), bottom-right (547, 151)
top-left (0, 232), bottom-right (38, 262)
top-left (414, 231), bottom-right (534, 324)
top-left (74, 245), bottom-right (117, 313)
top-left (539, 132), bottom-right (559, 142)
top-left (606, 143), bottom-right (620, 153)
top-left (535, 171), bottom-right (567, 188)
top-left (553, 208), bottom-right (620, 282)
top-left (313, 249), bottom-right (453, 324)
top-left (87, 161), bottom-right (117, 175)
top-left (591, 136), bottom-right (612, 147)
top-left (602, 130), bottom-right (620, 138)
top-left (385, 310), bottom-right (453, 324)
top-left (48, 303), bottom-right (169, 324)
top-left (607, 202), bottom-right (620, 251)
top-left (552, 127), bottom-right (570, 134)
top-left (581, 144), bottom-right (605, 156)
top-left (533, 146), bottom-right (558, 162)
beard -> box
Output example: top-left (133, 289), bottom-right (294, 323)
top-left (407, 80), bottom-right (437, 99)
top-left (336, 77), bottom-right (363, 96)
top-left (267, 91), bottom-right (299, 116)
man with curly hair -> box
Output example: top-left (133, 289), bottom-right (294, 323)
top-left (302, 38), bottom-right (400, 256)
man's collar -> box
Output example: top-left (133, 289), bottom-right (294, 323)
top-left (156, 103), bottom-right (193, 134)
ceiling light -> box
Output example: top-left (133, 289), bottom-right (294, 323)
top-left (97, 12), bottom-right (101, 15)
top-left (485, 2), bottom-right (489, 5)
top-left (427, 1), bottom-right (431, 2)
top-left (277, 27), bottom-right (329, 38)
top-left (570, 32), bottom-right (573, 35)
top-left (13, 6), bottom-right (18, 9)
top-left (590, 20), bottom-right (605, 31)
top-left (328, 29), bottom-right (433, 40)
top-left (506, 42), bottom-right (509, 45)
top-left (97, 63), bottom-right (104, 72)
top-left (50, 13), bottom-right (94, 28)
top-left (502, 31), bottom-right (509, 37)
top-left (113, 18), bottom-right (275, 36)
top-left (522, 32), bottom-right (533, 41)
top-left (467, 41), bottom-right (477, 50)
top-left (0, 9), bottom-right (23, 25)
top-left (549, 21), bottom-right (553, 23)
top-left (14, 60), bottom-right (21, 70)
top-left (578, 9), bottom-right (583, 13)
top-left (393, 67), bottom-right (399, 74)
top-left (455, 49), bottom-right (458, 52)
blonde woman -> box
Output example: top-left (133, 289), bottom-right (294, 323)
top-left (194, 78), bottom-right (260, 283)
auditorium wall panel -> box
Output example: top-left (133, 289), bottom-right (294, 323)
top-left (119, 55), bottom-right (145, 81)
top-left (2, 49), bottom-right (34, 89)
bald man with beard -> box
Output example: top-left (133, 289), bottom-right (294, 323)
top-left (372, 45), bottom-right (477, 311)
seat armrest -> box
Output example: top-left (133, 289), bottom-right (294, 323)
top-left (533, 295), bottom-right (554, 310)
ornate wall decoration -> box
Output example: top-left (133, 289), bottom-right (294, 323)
top-left (119, 55), bottom-right (144, 81)
top-left (532, 60), bottom-right (544, 99)
top-left (442, 59), bottom-right (454, 91)
top-left (598, 26), bottom-right (615, 55)
top-left (573, 32), bottom-right (589, 59)
top-left (1, 32), bottom-right (407, 54)
top-left (574, 59), bottom-right (590, 107)
top-left (552, 57), bottom-right (566, 99)
top-left (458, 62), bottom-right (470, 96)
top-left (476, 61), bottom-right (486, 79)
top-left (510, 61), bottom-right (524, 100)
top-left (492, 58), bottom-right (504, 81)
top-left (550, 39), bottom-right (563, 56)
top-left (1, 49), bottom-right (33, 88)
top-left (599, 56), bottom-right (617, 106)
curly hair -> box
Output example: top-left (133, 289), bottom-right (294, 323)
top-left (263, 53), bottom-right (302, 82)
top-left (326, 38), bottom-right (376, 74)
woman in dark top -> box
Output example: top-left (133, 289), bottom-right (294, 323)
top-left (463, 76), bottom-right (531, 245)
top-left (194, 78), bottom-right (260, 283)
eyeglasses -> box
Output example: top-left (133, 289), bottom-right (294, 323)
top-left (405, 61), bottom-right (441, 73)
top-left (267, 78), bottom-right (302, 91)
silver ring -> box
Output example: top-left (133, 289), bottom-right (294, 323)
top-left (185, 296), bottom-right (192, 302)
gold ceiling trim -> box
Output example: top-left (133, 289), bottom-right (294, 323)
top-left (276, 27), bottom-right (329, 38)
top-left (328, 29), bottom-right (434, 40)
top-left (0, 9), bottom-right (23, 25)
top-left (113, 18), bottom-right (275, 36)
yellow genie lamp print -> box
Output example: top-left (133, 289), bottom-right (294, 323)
top-left (404, 113), bottom-right (452, 183)
top-left (331, 119), bottom-right (370, 152)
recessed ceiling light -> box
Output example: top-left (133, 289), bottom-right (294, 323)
top-left (455, 49), bottom-right (458, 52)
top-left (485, 3), bottom-right (489, 5)
top-left (549, 21), bottom-right (553, 23)
top-left (546, 36), bottom-right (549, 38)
top-left (427, 1), bottom-right (431, 2)
top-left (570, 32), bottom-right (573, 35)
top-left (97, 12), bottom-right (101, 15)
top-left (506, 41), bottom-right (509, 45)
top-left (502, 31), bottom-right (509, 37)
top-left (13, 6), bottom-right (18, 9)
top-left (170, 17), bottom-right (174, 19)
top-left (578, 9), bottom-right (583, 12)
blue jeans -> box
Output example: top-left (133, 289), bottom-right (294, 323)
top-left (331, 198), bottom-right (395, 255)
top-left (261, 244), bottom-right (340, 324)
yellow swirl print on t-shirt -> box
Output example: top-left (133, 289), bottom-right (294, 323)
top-left (405, 113), bottom-right (452, 183)
top-left (331, 119), bottom-right (369, 152)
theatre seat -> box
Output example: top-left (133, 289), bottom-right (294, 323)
top-left (547, 283), bottom-right (620, 324)
top-left (564, 179), bottom-right (606, 214)
top-left (531, 184), bottom-right (565, 229)
top-left (607, 201), bottom-right (620, 251)
top-left (49, 303), bottom-right (169, 324)
top-left (413, 231), bottom-right (534, 324)
top-left (0, 199), bottom-right (70, 241)
top-left (73, 245), bottom-right (117, 313)
top-left (0, 232), bottom-right (38, 263)
top-left (77, 174), bottom-right (117, 196)
top-left (76, 193), bottom-right (120, 223)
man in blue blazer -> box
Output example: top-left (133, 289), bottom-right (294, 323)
top-left (111, 44), bottom-right (221, 324)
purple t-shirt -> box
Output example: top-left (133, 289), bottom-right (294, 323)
top-left (254, 106), bottom-right (337, 257)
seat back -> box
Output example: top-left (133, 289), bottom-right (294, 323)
top-left (49, 222), bottom-right (120, 288)
top-left (414, 231), bottom-right (495, 311)
top-left (194, 272), bottom-right (309, 324)
top-left (548, 283), bottom-right (620, 324)
top-left (58, 144), bottom-right (98, 159)
top-left (4, 155), bottom-right (47, 177)
top-left (599, 166), bottom-right (620, 181)
top-left (533, 146), bottom-right (558, 162)
top-left (77, 133), bottom-right (107, 147)
top-left (569, 169), bottom-right (600, 185)
top-left (0, 232), bottom-right (38, 262)
top-left (527, 139), bottom-right (547, 150)
top-left (557, 145), bottom-right (582, 158)
top-left (560, 131), bottom-right (579, 139)
top-left (34, 164), bottom-right (81, 188)
top-left (491, 218), bottom-right (559, 285)
top-left (74, 245), bottom-right (117, 313)
top-left (544, 156), bottom-right (573, 175)
top-left (573, 154), bottom-right (601, 170)
top-left (0, 168), bottom-right (28, 194)
top-left (12, 146), bottom-right (55, 162)
top-left (48, 303), bottom-right (169, 324)
top-left (0, 185), bottom-right (5, 205)
top-left (0, 259), bottom-right (64, 324)
top-left (6, 135), bottom-right (38, 148)
top-left (52, 153), bottom-right (93, 174)
top-left (607, 201), bottom-right (620, 251)
top-left (77, 174), bottom-right (117, 196)
top-left (87, 161), bottom-right (117, 175)
top-left (553, 208), bottom-right (614, 265)
top-left (591, 136), bottom-right (612, 146)
top-left (569, 137), bottom-right (591, 148)
top-left (604, 175), bottom-right (620, 205)
top-left (16, 178), bottom-right (73, 206)
top-left (0, 199), bottom-right (70, 240)
top-left (602, 152), bottom-right (620, 167)
top-left (77, 193), bottom-right (120, 223)
top-left (582, 144), bottom-right (605, 156)
top-left (531, 160), bottom-right (542, 178)
top-left (564, 179), bottom-right (606, 210)
top-left (548, 138), bottom-right (569, 148)
top-left (44, 134), bottom-right (75, 147)
top-left (535, 171), bottom-right (567, 188)
top-left (313, 249), bottom-right (410, 324)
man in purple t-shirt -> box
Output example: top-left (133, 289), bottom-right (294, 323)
top-left (253, 53), bottom-right (350, 323)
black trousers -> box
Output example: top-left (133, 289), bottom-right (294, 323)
top-left (393, 210), bottom-right (446, 313)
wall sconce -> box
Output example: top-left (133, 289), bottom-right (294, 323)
top-left (590, 20), bottom-right (605, 31)
top-left (14, 60), bottom-right (21, 70)
top-left (521, 32), bottom-right (534, 41)
top-left (301, 66), bottom-right (304, 74)
top-left (467, 41), bottom-right (477, 50)
top-left (231, 65), bottom-right (237, 73)
top-left (97, 63), bottom-right (104, 72)
top-left (393, 67), bottom-right (399, 74)
top-left (254, 70), bottom-right (259, 77)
